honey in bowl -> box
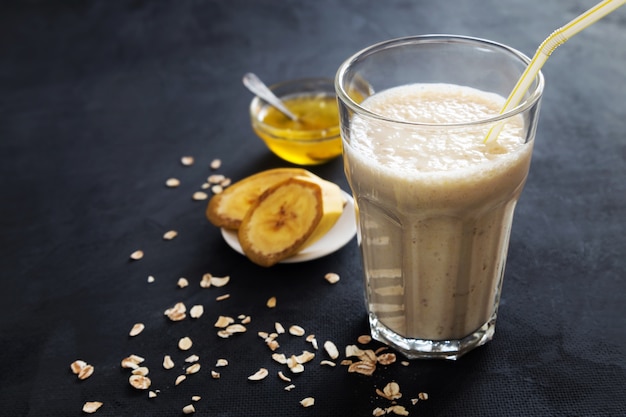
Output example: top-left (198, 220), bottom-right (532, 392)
top-left (250, 78), bottom-right (342, 165)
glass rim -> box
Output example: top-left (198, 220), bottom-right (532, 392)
top-left (335, 34), bottom-right (545, 127)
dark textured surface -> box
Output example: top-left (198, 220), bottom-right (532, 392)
top-left (1, 1), bottom-right (625, 416)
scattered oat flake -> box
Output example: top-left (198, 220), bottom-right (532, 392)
top-left (358, 335), bottom-right (372, 344)
top-left (226, 324), bottom-right (247, 334)
top-left (130, 250), bottom-right (144, 260)
top-left (181, 156), bottom-right (194, 166)
top-left (378, 382), bottom-right (402, 401)
top-left (192, 191), bottom-right (208, 201)
top-left (323, 341), bottom-right (339, 359)
top-left (166, 178), bottom-right (180, 188)
top-left (289, 325), bottom-right (305, 336)
top-left (266, 296), bottom-right (277, 308)
top-left (284, 384), bottom-right (296, 391)
top-left (121, 355), bottom-right (144, 369)
top-left (200, 273), bottom-right (212, 288)
top-left (210, 275), bottom-right (230, 287)
top-left (216, 293), bottom-right (230, 301)
top-left (163, 230), bottom-right (178, 240)
top-left (149, 391), bottom-right (158, 398)
top-left (178, 277), bottom-right (189, 288)
top-left (186, 363), bottom-right (201, 374)
top-left (278, 371), bottom-right (291, 382)
top-left (215, 315), bottom-right (235, 328)
top-left (401, 361), bottom-right (410, 367)
top-left (163, 355), bottom-right (175, 369)
top-left (129, 323), bottom-right (145, 337)
top-left (275, 322), bottom-right (285, 334)
top-left (192, 395), bottom-right (201, 401)
top-left (248, 368), bottom-right (269, 381)
top-left (348, 360), bottom-right (376, 376)
top-left (373, 407), bottom-right (386, 416)
top-left (320, 360), bottom-right (336, 367)
top-left (388, 405), bottom-right (409, 416)
top-left (411, 398), bottom-right (418, 405)
top-left (306, 334), bottom-right (319, 349)
top-left (82, 401), bottom-right (103, 414)
top-left (208, 174), bottom-right (225, 184)
top-left (377, 352), bottom-right (397, 366)
top-left (216, 358), bottom-right (228, 367)
top-left (178, 336), bottom-right (193, 351)
top-left (182, 404), bottom-right (195, 414)
top-left (418, 392), bottom-right (429, 401)
top-left (211, 185), bottom-right (223, 194)
top-left (240, 315), bottom-right (251, 324)
top-left (164, 302), bottom-right (187, 321)
top-left (324, 272), bottom-right (340, 284)
top-left (272, 353), bottom-right (287, 364)
top-left (131, 366), bottom-right (149, 376)
top-left (185, 354), bottom-right (200, 363)
top-left (78, 364), bottom-right (94, 380)
top-left (211, 370), bottom-right (220, 379)
top-left (147, 275), bottom-right (155, 283)
top-left (210, 158), bottom-right (221, 169)
top-left (70, 360), bottom-right (87, 374)
top-left (175, 375), bottom-right (187, 385)
top-left (300, 397), bottom-right (315, 408)
top-left (129, 374), bottom-right (151, 390)
top-left (190, 305), bottom-right (204, 319)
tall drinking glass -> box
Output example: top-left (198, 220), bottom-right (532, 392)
top-left (335, 35), bottom-right (544, 359)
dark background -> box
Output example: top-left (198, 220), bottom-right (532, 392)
top-left (1, 1), bottom-right (624, 416)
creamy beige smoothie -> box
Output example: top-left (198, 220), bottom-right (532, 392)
top-left (344, 83), bottom-right (533, 342)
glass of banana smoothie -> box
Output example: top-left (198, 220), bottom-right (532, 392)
top-left (335, 35), bottom-right (544, 359)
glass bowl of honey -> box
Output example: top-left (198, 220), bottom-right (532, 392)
top-left (249, 78), bottom-right (342, 165)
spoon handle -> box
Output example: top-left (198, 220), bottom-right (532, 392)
top-left (243, 73), bottom-right (299, 121)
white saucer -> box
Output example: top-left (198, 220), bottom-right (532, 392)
top-left (221, 190), bottom-right (357, 263)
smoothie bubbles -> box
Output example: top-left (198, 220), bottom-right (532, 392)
top-left (335, 35), bottom-right (543, 359)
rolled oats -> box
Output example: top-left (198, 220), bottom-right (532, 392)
top-left (181, 156), bottom-right (194, 166)
top-left (164, 302), bottom-right (187, 321)
top-left (78, 364), bottom-right (94, 380)
top-left (129, 374), bottom-right (151, 390)
top-left (129, 323), bottom-right (145, 337)
top-left (323, 341), bottom-right (339, 359)
top-left (178, 336), bottom-right (193, 351)
top-left (163, 230), bottom-right (178, 240)
top-left (248, 368), bottom-right (268, 381)
top-left (82, 401), bottom-right (103, 414)
top-left (192, 191), bottom-right (208, 201)
top-left (300, 397), bottom-right (315, 408)
top-left (289, 325), bottom-right (305, 337)
top-left (324, 272), bottom-right (340, 284)
top-left (163, 355), bottom-right (175, 370)
top-left (210, 158), bottom-right (222, 170)
top-left (166, 178), bottom-right (180, 188)
top-left (130, 250), bottom-right (144, 260)
top-left (190, 305), bottom-right (204, 319)
top-left (185, 363), bottom-right (201, 375)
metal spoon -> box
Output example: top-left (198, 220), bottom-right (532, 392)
top-left (242, 72), bottom-right (299, 121)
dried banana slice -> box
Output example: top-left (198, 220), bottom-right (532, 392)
top-left (238, 178), bottom-right (323, 267)
top-left (206, 168), bottom-right (312, 230)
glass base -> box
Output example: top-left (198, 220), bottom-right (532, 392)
top-left (369, 313), bottom-right (496, 360)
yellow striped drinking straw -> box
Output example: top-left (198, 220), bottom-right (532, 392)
top-left (484, 0), bottom-right (625, 143)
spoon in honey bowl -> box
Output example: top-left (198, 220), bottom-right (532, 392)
top-left (242, 72), bottom-right (300, 122)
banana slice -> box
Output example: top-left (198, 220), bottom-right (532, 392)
top-left (238, 178), bottom-right (323, 267)
top-left (295, 175), bottom-right (346, 249)
top-left (206, 168), bottom-right (313, 229)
